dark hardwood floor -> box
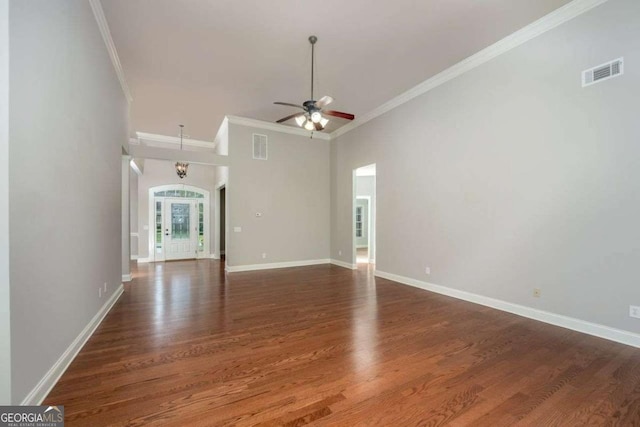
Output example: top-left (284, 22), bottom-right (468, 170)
top-left (45, 259), bottom-right (640, 426)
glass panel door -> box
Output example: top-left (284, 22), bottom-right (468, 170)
top-left (171, 203), bottom-right (191, 240)
top-left (164, 199), bottom-right (197, 260)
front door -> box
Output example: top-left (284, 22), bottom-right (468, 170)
top-left (164, 198), bottom-right (198, 260)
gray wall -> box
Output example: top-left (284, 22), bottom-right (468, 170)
top-left (0, 0), bottom-right (10, 405)
top-left (137, 159), bottom-right (216, 259)
top-left (227, 123), bottom-right (330, 267)
top-left (331, 0), bottom-right (640, 334)
top-left (9, 0), bottom-right (128, 403)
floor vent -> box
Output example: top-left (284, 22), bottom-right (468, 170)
top-left (583, 58), bottom-right (624, 87)
top-left (253, 134), bottom-right (267, 160)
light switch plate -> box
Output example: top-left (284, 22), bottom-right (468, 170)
top-left (233, 226), bottom-right (242, 232)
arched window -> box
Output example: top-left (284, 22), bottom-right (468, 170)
top-left (153, 189), bottom-right (205, 198)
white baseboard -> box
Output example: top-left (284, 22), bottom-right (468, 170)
top-left (130, 255), bottom-right (139, 260)
top-left (375, 270), bottom-right (640, 349)
top-left (226, 259), bottom-right (330, 273)
top-left (330, 259), bottom-right (357, 270)
top-left (210, 253), bottom-right (220, 259)
top-left (137, 255), bottom-right (220, 263)
top-left (21, 284), bottom-right (125, 405)
top-left (121, 274), bottom-right (132, 282)
top-left (356, 245), bottom-right (369, 249)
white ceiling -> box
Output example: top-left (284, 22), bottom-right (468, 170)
top-left (101, 0), bottom-right (572, 141)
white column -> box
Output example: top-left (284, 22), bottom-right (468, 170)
top-left (122, 155), bottom-right (131, 281)
top-left (0, 0), bottom-right (12, 404)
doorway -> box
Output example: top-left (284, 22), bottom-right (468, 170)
top-left (354, 164), bottom-right (376, 265)
top-left (148, 185), bottom-right (210, 262)
top-left (219, 187), bottom-right (226, 257)
top-left (214, 183), bottom-right (227, 261)
top-left (355, 196), bottom-right (371, 263)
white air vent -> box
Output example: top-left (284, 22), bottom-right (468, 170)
top-left (582, 58), bottom-right (624, 87)
top-left (252, 134), bottom-right (267, 160)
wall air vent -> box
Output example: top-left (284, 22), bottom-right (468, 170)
top-left (252, 134), bottom-right (267, 160)
top-left (582, 58), bottom-right (624, 87)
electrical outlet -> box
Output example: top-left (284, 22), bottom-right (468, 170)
top-left (425, 266), bottom-right (431, 275)
top-left (630, 306), bottom-right (640, 319)
top-left (533, 288), bottom-right (541, 298)
top-left (262, 253), bottom-right (267, 259)
top-left (338, 250), bottom-right (342, 256)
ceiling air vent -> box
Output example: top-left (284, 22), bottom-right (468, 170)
top-left (252, 134), bottom-right (267, 160)
top-left (582, 58), bottom-right (624, 87)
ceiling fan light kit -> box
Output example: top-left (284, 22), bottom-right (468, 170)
top-left (274, 35), bottom-right (355, 133)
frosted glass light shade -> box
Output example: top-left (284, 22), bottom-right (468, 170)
top-left (311, 111), bottom-right (322, 123)
top-left (304, 120), bottom-right (314, 131)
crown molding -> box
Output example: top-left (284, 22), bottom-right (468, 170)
top-left (330, 0), bottom-right (609, 139)
top-left (88, 0), bottom-right (133, 103)
top-left (226, 115), bottom-right (332, 141)
top-left (135, 132), bottom-right (215, 148)
top-left (129, 144), bottom-right (228, 166)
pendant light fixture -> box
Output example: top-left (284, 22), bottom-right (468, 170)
top-left (175, 124), bottom-right (189, 179)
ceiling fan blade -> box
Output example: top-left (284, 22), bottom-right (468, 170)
top-left (314, 121), bottom-right (324, 131)
top-left (324, 110), bottom-right (355, 121)
top-left (274, 102), bottom-right (305, 110)
top-left (315, 95), bottom-right (334, 109)
top-left (276, 112), bottom-right (305, 123)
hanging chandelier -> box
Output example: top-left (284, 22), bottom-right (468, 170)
top-left (175, 124), bottom-right (189, 179)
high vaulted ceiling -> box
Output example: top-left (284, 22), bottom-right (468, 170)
top-left (101, 0), bottom-right (572, 141)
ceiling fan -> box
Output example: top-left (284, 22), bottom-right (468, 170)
top-left (274, 35), bottom-right (355, 132)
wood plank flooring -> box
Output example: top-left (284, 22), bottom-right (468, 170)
top-left (45, 259), bottom-right (640, 426)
